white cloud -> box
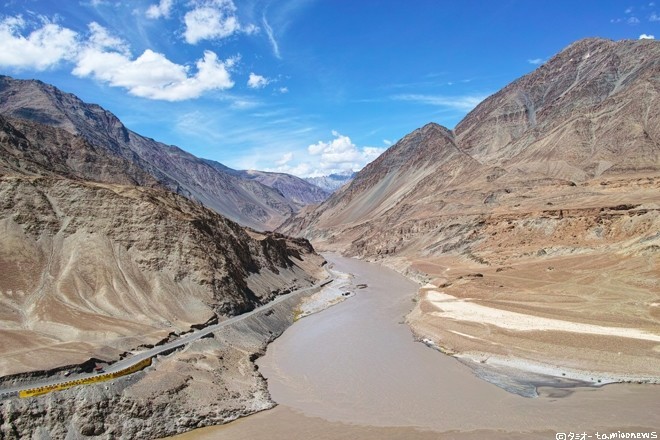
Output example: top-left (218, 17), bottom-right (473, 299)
top-left (87, 21), bottom-right (129, 53)
top-left (0, 15), bottom-right (238, 101)
top-left (383, 139), bottom-right (392, 146)
top-left (247, 72), bottom-right (270, 89)
top-left (73, 23), bottom-right (235, 101)
top-left (650, 12), bottom-right (660, 21)
top-left (266, 162), bottom-right (312, 177)
top-left (183, 0), bottom-right (257, 44)
top-left (627, 16), bottom-right (641, 24)
top-left (0, 16), bottom-right (79, 70)
top-left (279, 86), bottom-right (289, 94)
top-left (275, 152), bottom-right (293, 166)
top-left (527, 58), bottom-right (544, 65)
top-left (392, 93), bottom-right (486, 111)
top-left (263, 131), bottom-right (385, 177)
top-left (639, 33), bottom-right (655, 39)
top-left (146, 0), bottom-right (174, 19)
top-left (230, 97), bottom-right (261, 109)
top-left (305, 131), bottom-right (384, 175)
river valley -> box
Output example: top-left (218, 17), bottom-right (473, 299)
top-left (167, 254), bottom-right (658, 439)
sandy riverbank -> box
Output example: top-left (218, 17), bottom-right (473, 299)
top-left (403, 251), bottom-right (660, 395)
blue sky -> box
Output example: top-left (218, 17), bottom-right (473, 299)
top-left (1, 0), bottom-right (658, 177)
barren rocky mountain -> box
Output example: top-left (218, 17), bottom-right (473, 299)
top-left (0, 115), bottom-right (161, 188)
top-left (0, 115), bottom-right (325, 376)
top-left (281, 38), bottom-right (660, 378)
top-left (0, 76), bottom-right (312, 230)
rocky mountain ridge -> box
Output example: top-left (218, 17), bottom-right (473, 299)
top-left (203, 164), bottom-right (331, 207)
top-left (0, 91), bottom-right (327, 439)
top-left (236, 169), bottom-right (330, 207)
top-left (0, 75), bottom-right (324, 230)
top-left (281, 38), bottom-right (659, 247)
top-left (279, 37), bottom-right (660, 380)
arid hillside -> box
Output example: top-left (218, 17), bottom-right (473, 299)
top-left (0, 115), bottom-right (325, 376)
top-left (281, 38), bottom-right (660, 378)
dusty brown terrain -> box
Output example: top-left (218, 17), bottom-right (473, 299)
top-left (0, 285), bottom-right (326, 439)
top-left (0, 72), bottom-right (333, 439)
top-left (282, 38), bottom-right (660, 380)
top-left (0, 173), bottom-right (324, 376)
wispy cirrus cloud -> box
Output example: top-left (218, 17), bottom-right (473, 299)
top-left (258, 0), bottom-right (316, 59)
top-left (527, 58), bottom-right (544, 65)
top-left (262, 15), bottom-right (280, 59)
top-left (391, 93), bottom-right (487, 112)
top-left (174, 108), bottom-right (319, 170)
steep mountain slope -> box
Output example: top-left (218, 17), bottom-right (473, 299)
top-left (0, 116), bottom-right (325, 375)
top-left (283, 38), bottom-right (659, 249)
top-left (455, 38), bottom-right (659, 176)
top-left (281, 38), bottom-right (660, 379)
top-left (0, 115), bottom-right (161, 187)
top-left (0, 76), bottom-right (303, 230)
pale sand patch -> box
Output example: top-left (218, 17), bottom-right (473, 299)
top-left (425, 289), bottom-right (660, 342)
top-left (455, 352), bottom-right (660, 386)
top-left (295, 267), bottom-right (354, 319)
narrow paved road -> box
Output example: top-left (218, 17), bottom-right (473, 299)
top-left (0, 279), bottom-right (331, 398)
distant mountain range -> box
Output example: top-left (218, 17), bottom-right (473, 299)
top-left (0, 75), bottom-right (329, 231)
top-left (303, 172), bottom-right (356, 192)
top-left (214, 166), bottom-right (331, 207)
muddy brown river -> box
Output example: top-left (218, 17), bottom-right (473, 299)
top-left (170, 254), bottom-right (659, 439)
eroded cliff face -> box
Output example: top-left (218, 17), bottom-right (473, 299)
top-left (0, 98), bottom-right (328, 438)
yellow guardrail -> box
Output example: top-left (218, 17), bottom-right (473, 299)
top-left (18, 357), bottom-right (153, 398)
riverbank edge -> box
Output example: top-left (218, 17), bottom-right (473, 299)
top-left (358, 255), bottom-right (660, 397)
top-left (0, 272), bottom-right (335, 439)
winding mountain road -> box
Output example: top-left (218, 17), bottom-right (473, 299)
top-left (0, 279), bottom-right (331, 399)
